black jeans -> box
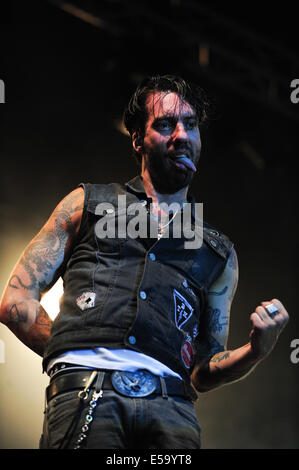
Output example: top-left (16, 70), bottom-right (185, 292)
top-left (40, 388), bottom-right (201, 449)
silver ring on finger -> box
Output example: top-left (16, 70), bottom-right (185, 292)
top-left (264, 303), bottom-right (279, 319)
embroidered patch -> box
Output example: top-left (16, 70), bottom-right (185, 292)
top-left (173, 289), bottom-right (194, 330)
top-left (76, 292), bottom-right (96, 311)
top-left (181, 336), bottom-right (194, 369)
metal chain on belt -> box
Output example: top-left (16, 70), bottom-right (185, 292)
top-left (73, 370), bottom-right (104, 450)
top-left (74, 388), bottom-right (103, 449)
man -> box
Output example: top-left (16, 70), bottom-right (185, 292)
top-left (0, 75), bottom-right (289, 449)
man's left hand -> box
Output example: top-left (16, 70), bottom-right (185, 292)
top-left (249, 298), bottom-right (289, 361)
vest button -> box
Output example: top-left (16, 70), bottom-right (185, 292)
top-left (149, 252), bottom-right (156, 261)
top-left (139, 290), bottom-right (147, 300)
top-left (128, 336), bottom-right (136, 345)
top-left (210, 239), bottom-right (218, 248)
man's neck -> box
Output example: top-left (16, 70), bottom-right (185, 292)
top-left (141, 171), bottom-right (188, 209)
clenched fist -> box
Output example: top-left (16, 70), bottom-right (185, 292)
top-left (249, 298), bottom-right (289, 360)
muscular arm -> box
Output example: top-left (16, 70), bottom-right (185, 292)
top-left (191, 248), bottom-right (289, 392)
top-left (0, 187), bottom-right (84, 356)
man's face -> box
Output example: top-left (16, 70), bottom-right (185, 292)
top-left (139, 91), bottom-right (201, 194)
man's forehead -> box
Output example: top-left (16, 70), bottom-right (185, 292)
top-left (145, 91), bottom-right (195, 119)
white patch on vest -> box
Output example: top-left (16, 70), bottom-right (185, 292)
top-left (76, 292), bottom-right (96, 311)
top-left (173, 289), bottom-right (194, 329)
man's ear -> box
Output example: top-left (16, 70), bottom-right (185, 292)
top-left (132, 131), bottom-right (143, 154)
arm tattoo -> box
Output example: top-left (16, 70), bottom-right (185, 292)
top-left (9, 228), bottom-right (66, 292)
top-left (208, 286), bottom-right (228, 296)
top-left (9, 304), bottom-right (27, 323)
top-left (1, 192), bottom-right (81, 354)
top-left (8, 190), bottom-right (83, 293)
top-left (194, 307), bottom-right (227, 360)
top-left (7, 302), bottom-right (52, 356)
top-left (210, 351), bottom-right (231, 363)
top-left (8, 301), bottom-right (51, 328)
top-left (208, 307), bottom-right (229, 334)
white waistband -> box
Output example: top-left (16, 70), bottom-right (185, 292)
top-left (47, 347), bottom-right (183, 380)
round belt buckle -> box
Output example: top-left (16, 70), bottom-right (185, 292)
top-left (111, 370), bottom-right (157, 397)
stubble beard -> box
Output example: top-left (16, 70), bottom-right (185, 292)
top-left (145, 149), bottom-right (197, 194)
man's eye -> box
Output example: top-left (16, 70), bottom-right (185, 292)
top-left (157, 121), bottom-right (171, 130)
top-left (154, 120), bottom-right (174, 131)
top-left (186, 120), bottom-right (197, 129)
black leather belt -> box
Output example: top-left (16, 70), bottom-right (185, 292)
top-left (46, 369), bottom-right (198, 403)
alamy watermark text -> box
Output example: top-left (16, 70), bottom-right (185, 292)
top-left (94, 196), bottom-right (203, 249)
top-left (0, 79), bottom-right (4, 103)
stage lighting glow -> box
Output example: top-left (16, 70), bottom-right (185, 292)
top-left (114, 118), bottom-right (130, 136)
top-left (40, 278), bottom-right (63, 320)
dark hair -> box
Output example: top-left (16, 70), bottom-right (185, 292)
top-left (123, 74), bottom-right (210, 164)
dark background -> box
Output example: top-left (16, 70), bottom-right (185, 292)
top-left (0, 0), bottom-right (298, 449)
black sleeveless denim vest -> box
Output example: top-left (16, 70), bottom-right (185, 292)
top-left (43, 176), bottom-right (233, 386)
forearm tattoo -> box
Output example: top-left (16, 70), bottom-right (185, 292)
top-left (210, 351), bottom-right (231, 363)
top-left (8, 303), bottom-right (27, 323)
top-left (6, 301), bottom-right (52, 356)
top-left (8, 302), bottom-right (51, 327)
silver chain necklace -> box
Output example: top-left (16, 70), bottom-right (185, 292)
top-left (157, 209), bottom-right (179, 239)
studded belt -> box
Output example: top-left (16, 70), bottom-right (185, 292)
top-left (46, 369), bottom-right (198, 403)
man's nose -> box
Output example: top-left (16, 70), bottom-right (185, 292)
top-left (172, 122), bottom-right (188, 142)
